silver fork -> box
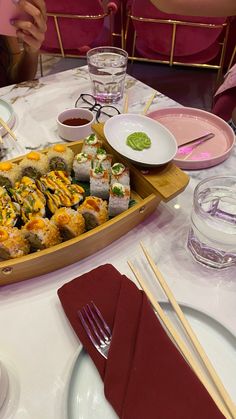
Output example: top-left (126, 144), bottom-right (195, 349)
top-left (78, 301), bottom-right (112, 359)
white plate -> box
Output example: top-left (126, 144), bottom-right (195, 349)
top-left (67, 303), bottom-right (236, 419)
top-left (104, 114), bottom-right (177, 167)
top-left (0, 99), bottom-right (16, 137)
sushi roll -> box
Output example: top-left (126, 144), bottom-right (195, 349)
top-left (0, 186), bottom-right (20, 227)
top-left (73, 152), bottom-right (92, 182)
top-left (90, 163), bottom-right (109, 200)
top-left (0, 161), bottom-right (20, 189)
top-left (108, 182), bottom-right (130, 217)
top-left (93, 148), bottom-right (112, 172)
top-left (47, 144), bottom-right (74, 173)
top-left (78, 196), bottom-right (108, 230)
top-left (110, 163), bottom-right (130, 186)
top-left (0, 226), bottom-right (30, 259)
top-left (11, 176), bottom-right (46, 223)
top-left (19, 151), bottom-right (49, 179)
top-left (51, 207), bottom-right (85, 240)
top-left (22, 217), bottom-right (62, 251)
top-left (81, 133), bottom-right (102, 157)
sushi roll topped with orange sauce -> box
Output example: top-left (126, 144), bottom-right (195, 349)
top-left (22, 217), bottom-right (62, 250)
top-left (19, 151), bottom-right (49, 179)
top-left (78, 196), bottom-right (108, 230)
top-left (51, 207), bottom-right (85, 240)
top-left (47, 144), bottom-right (74, 174)
top-left (0, 226), bottom-right (30, 259)
top-left (0, 161), bottom-right (20, 189)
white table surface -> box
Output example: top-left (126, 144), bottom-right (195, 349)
top-left (0, 67), bottom-right (236, 419)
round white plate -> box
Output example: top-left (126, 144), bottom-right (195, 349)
top-left (104, 114), bottom-right (177, 167)
top-left (0, 99), bottom-right (16, 137)
top-left (67, 303), bottom-right (236, 419)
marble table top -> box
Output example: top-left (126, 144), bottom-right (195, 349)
top-left (0, 67), bottom-right (235, 419)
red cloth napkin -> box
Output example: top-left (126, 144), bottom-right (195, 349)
top-left (58, 264), bottom-right (224, 419)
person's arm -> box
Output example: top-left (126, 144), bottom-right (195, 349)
top-left (150, 0), bottom-right (236, 17)
top-left (7, 0), bottom-right (47, 83)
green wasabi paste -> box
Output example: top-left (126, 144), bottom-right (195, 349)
top-left (126, 132), bottom-right (151, 151)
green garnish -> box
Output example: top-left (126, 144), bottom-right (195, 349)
top-left (112, 186), bottom-right (124, 197)
top-left (126, 132), bottom-right (151, 151)
top-left (112, 163), bottom-right (125, 174)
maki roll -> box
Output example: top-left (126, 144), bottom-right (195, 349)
top-left (0, 226), bottom-right (30, 259)
top-left (0, 161), bottom-right (20, 189)
top-left (90, 163), bottom-right (109, 200)
top-left (108, 182), bottom-right (130, 217)
top-left (47, 144), bottom-right (74, 174)
top-left (110, 162), bottom-right (130, 186)
top-left (94, 148), bottom-right (112, 172)
top-left (73, 152), bottom-right (92, 182)
top-left (19, 151), bottom-right (49, 179)
top-left (78, 196), bottom-right (108, 230)
top-left (51, 207), bottom-right (85, 240)
top-left (81, 133), bottom-right (102, 157)
top-left (0, 186), bottom-right (20, 227)
top-left (22, 217), bottom-right (62, 250)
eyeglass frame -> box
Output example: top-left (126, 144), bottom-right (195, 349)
top-left (75, 93), bottom-right (120, 123)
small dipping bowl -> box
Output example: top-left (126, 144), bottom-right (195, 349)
top-left (57, 108), bottom-right (95, 141)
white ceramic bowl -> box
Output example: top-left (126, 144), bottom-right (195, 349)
top-left (57, 108), bottom-right (95, 141)
top-left (0, 361), bottom-right (9, 410)
top-left (104, 113), bottom-right (177, 166)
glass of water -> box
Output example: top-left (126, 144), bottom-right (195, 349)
top-left (187, 176), bottom-right (236, 269)
top-left (87, 46), bottom-right (128, 103)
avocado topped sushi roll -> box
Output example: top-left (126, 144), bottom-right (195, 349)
top-left (19, 151), bottom-right (49, 179)
top-left (47, 144), bottom-right (74, 173)
top-left (0, 226), bottom-right (30, 259)
top-left (0, 161), bottom-right (20, 189)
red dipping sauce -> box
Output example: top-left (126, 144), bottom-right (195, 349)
top-left (62, 117), bottom-right (90, 126)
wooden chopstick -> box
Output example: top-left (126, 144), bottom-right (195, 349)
top-left (139, 242), bottom-right (236, 419)
top-left (123, 93), bottom-right (129, 114)
top-left (142, 92), bottom-right (156, 115)
top-left (128, 260), bottom-right (231, 419)
top-left (0, 117), bottom-right (16, 141)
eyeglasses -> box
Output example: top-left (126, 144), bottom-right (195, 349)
top-left (75, 94), bottom-right (120, 123)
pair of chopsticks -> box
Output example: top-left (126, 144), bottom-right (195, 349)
top-left (128, 243), bottom-right (236, 419)
top-left (0, 117), bottom-right (17, 142)
top-left (123, 92), bottom-right (156, 115)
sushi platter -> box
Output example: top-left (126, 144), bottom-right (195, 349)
top-left (0, 123), bottom-right (189, 286)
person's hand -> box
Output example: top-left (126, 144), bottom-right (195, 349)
top-left (12, 0), bottom-right (47, 53)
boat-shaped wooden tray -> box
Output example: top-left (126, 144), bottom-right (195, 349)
top-left (0, 124), bottom-right (189, 286)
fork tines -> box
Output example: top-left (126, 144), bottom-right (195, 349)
top-left (78, 301), bottom-right (112, 359)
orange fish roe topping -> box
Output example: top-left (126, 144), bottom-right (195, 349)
top-left (27, 152), bottom-right (41, 161)
top-left (26, 218), bottom-right (45, 230)
top-left (55, 213), bottom-right (70, 225)
top-left (86, 198), bottom-right (100, 212)
top-left (53, 144), bottom-right (66, 153)
top-left (0, 229), bottom-right (9, 241)
top-left (0, 162), bottom-right (13, 171)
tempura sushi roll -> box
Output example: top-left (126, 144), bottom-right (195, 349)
top-left (22, 217), bottom-right (62, 250)
top-left (51, 207), bottom-right (85, 240)
top-left (73, 152), bottom-right (92, 182)
top-left (0, 226), bottom-right (30, 259)
top-left (0, 161), bottom-right (20, 189)
top-left (110, 163), bottom-right (130, 186)
top-left (94, 148), bottom-right (112, 172)
top-left (78, 196), bottom-right (108, 230)
top-left (0, 186), bottom-right (20, 227)
top-left (90, 163), bottom-right (109, 200)
top-left (81, 133), bottom-right (102, 157)
top-left (47, 144), bottom-right (74, 174)
top-left (19, 151), bottom-right (49, 179)
top-left (108, 182), bottom-right (130, 217)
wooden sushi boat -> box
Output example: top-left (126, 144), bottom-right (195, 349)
top-left (0, 123), bottom-right (189, 286)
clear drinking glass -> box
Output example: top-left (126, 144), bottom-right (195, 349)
top-left (87, 46), bottom-right (128, 104)
top-left (187, 176), bottom-right (236, 269)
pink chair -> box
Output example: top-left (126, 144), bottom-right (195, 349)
top-left (41, 0), bottom-right (120, 57)
top-left (125, 0), bottom-right (231, 80)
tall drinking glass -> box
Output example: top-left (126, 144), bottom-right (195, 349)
top-left (87, 46), bottom-right (128, 103)
top-left (187, 176), bottom-right (236, 269)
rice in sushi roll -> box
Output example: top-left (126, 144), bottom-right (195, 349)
top-left (47, 144), bottom-right (74, 173)
top-left (93, 148), bottom-right (112, 172)
top-left (22, 217), bottom-right (62, 250)
top-left (0, 186), bottom-right (20, 227)
top-left (51, 207), bottom-right (85, 240)
top-left (81, 133), bottom-right (102, 157)
top-left (19, 151), bottom-right (49, 179)
top-left (110, 163), bottom-right (130, 186)
top-left (78, 196), bottom-right (108, 230)
top-left (90, 163), bottom-right (109, 200)
top-left (108, 182), bottom-right (130, 217)
top-left (73, 152), bottom-right (92, 182)
top-left (0, 161), bottom-right (20, 189)
top-left (0, 226), bottom-right (30, 259)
